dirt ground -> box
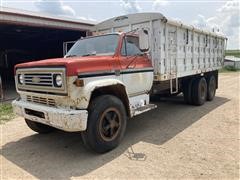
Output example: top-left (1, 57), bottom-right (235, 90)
top-left (1, 73), bottom-right (239, 179)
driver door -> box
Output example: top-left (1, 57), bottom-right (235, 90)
top-left (119, 35), bottom-right (153, 97)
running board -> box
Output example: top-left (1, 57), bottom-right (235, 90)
top-left (132, 104), bottom-right (157, 116)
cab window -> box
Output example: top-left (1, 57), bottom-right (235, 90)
top-left (121, 36), bottom-right (142, 56)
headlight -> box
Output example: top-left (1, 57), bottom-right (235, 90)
top-left (54, 74), bottom-right (63, 87)
top-left (18, 74), bottom-right (24, 84)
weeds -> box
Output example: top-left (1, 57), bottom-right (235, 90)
top-left (0, 103), bottom-right (15, 124)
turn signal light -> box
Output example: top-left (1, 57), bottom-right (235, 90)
top-left (74, 79), bottom-right (84, 87)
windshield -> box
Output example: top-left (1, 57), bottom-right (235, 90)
top-left (66, 34), bottom-right (119, 57)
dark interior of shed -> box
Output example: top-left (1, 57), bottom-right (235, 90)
top-left (0, 24), bottom-right (86, 101)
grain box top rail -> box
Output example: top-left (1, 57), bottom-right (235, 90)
top-left (95, 13), bottom-right (227, 40)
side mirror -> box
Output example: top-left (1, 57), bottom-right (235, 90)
top-left (139, 29), bottom-right (149, 52)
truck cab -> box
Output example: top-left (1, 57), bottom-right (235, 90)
top-left (12, 31), bottom-right (155, 153)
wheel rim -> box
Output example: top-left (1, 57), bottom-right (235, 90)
top-left (99, 108), bottom-right (121, 142)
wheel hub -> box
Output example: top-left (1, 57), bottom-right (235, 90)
top-left (99, 108), bottom-right (121, 141)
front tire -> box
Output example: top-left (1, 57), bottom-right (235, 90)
top-left (25, 119), bottom-right (55, 134)
top-left (81, 95), bottom-right (127, 153)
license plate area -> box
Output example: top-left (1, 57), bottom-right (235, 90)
top-left (25, 108), bottom-right (45, 119)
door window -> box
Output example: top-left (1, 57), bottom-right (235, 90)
top-left (121, 36), bottom-right (142, 56)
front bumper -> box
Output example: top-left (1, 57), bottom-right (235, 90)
top-left (12, 99), bottom-right (88, 132)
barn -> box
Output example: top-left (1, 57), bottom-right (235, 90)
top-left (0, 7), bottom-right (96, 101)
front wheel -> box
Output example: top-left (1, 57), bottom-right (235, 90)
top-left (81, 95), bottom-right (127, 153)
top-left (25, 119), bottom-right (55, 134)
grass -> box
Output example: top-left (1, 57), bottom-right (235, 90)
top-left (221, 49), bottom-right (240, 73)
top-left (0, 103), bottom-right (15, 124)
top-left (225, 50), bottom-right (240, 58)
top-left (219, 66), bottom-right (240, 73)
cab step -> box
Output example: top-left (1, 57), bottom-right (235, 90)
top-left (133, 104), bottom-right (157, 116)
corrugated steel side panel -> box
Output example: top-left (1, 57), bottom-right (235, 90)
top-left (95, 13), bottom-right (227, 81)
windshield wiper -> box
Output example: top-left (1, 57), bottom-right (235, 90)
top-left (65, 55), bottom-right (77, 58)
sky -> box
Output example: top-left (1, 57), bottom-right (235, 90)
top-left (0, 0), bottom-right (239, 49)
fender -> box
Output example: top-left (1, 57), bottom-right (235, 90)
top-left (70, 77), bottom-right (129, 109)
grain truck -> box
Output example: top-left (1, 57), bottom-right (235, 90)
top-left (12, 13), bottom-right (227, 153)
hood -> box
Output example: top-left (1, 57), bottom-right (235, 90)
top-left (15, 56), bottom-right (115, 76)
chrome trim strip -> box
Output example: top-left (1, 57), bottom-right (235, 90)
top-left (128, 91), bottom-right (148, 97)
top-left (78, 67), bottom-right (154, 78)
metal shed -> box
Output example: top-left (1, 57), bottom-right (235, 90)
top-left (0, 7), bottom-right (96, 101)
top-left (224, 56), bottom-right (240, 69)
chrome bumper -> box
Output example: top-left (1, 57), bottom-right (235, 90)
top-left (12, 99), bottom-right (88, 132)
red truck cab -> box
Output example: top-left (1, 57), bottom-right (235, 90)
top-left (13, 32), bottom-right (155, 153)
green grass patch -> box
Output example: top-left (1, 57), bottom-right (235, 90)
top-left (219, 65), bottom-right (240, 73)
top-left (0, 103), bottom-right (15, 124)
top-left (225, 50), bottom-right (240, 58)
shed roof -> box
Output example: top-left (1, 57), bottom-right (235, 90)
top-left (0, 7), bottom-right (96, 31)
top-left (225, 56), bottom-right (240, 62)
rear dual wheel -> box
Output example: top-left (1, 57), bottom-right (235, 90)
top-left (191, 77), bottom-right (207, 106)
top-left (183, 75), bottom-right (216, 106)
top-left (183, 78), bottom-right (194, 104)
top-left (206, 75), bottom-right (216, 101)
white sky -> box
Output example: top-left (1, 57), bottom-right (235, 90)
top-left (1, 0), bottom-right (239, 49)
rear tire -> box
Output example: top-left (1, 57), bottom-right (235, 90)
top-left (191, 77), bottom-right (207, 106)
top-left (183, 78), bottom-right (194, 105)
top-left (206, 75), bottom-right (216, 101)
top-left (25, 119), bottom-right (55, 134)
top-left (81, 95), bottom-right (127, 153)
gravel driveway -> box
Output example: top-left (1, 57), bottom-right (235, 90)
top-left (1, 73), bottom-right (239, 179)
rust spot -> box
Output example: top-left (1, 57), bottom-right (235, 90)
top-left (81, 96), bottom-right (88, 102)
top-left (77, 98), bottom-right (82, 104)
top-left (74, 97), bottom-right (88, 105)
